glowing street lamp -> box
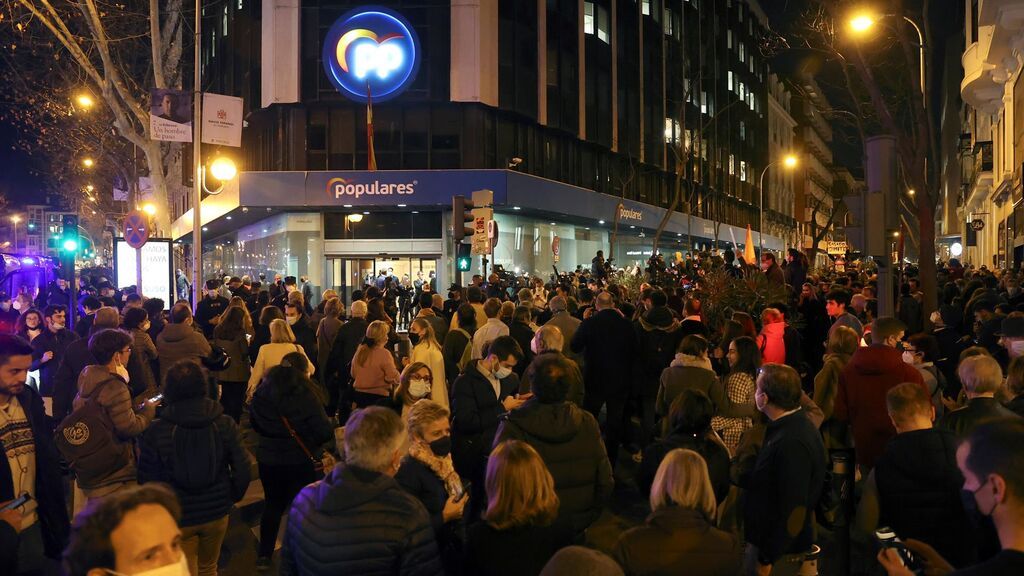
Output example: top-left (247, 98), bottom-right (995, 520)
top-left (142, 203), bottom-right (157, 216)
top-left (82, 157), bottom-right (95, 169)
top-left (848, 14), bottom-right (876, 34)
top-left (758, 154), bottom-right (800, 255)
top-left (76, 94), bottom-right (95, 109)
top-left (86, 184), bottom-right (94, 192)
top-left (10, 215), bottom-right (21, 251)
top-left (847, 11), bottom-right (926, 105)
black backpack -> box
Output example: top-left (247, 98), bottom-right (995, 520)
top-left (54, 378), bottom-right (130, 487)
top-left (170, 422), bottom-right (225, 490)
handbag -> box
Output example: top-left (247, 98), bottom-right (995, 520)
top-left (203, 344), bottom-right (231, 371)
top-left (281, 415), bottom-right (330, 477)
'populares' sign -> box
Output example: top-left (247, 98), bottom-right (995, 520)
top-left (322, 7), bottom-right (420, 103)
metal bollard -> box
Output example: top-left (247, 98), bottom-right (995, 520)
top-left (798, 545), bottom-right (822, 576)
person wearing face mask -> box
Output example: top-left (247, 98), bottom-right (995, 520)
top-left (739, 364), bottom-right (826, 576)
top-left (350, 320), bottom-right (401, 409)
top-left (396, 400), bottom-right (466, 574)
top-left (394, 362), bottom-right (435, 421)
top-left (284, 303), bottom-right (318, 372)
top-left (120, 308), bottom-right (158, 404)
top-left (69, 329), bottom-right (159, 502)
top-left (15, 309), bottom-right (44, 344)
top-left (0, 293), bottom-right (19, 334)
top-left (63, 484), bottom-right (189, 576)
top-left (193, 280), bottom-right (229, 340)
top-left (855, 383), bottom-right (975, 570)
top-left (835, 317), bottom-right (926, 472)
top-left (760, 253), bottom-right (785, 287)
top-left (30, 304), bottom-right (79, 401)
top-left (938, 355), bottom-right (1020, 439)
top-left (878, 419), bottom-right (1024, 576)
top-left (281, 406), bottom-right (443, 575)
top-left (451, 336), bottom-right (524, 522)
top-left (408, 319), bottom-right (448, 409)
top-left (902, 333), bottom-right (948, 419)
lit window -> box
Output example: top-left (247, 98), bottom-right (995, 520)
top-left (642, 0), bottom-right (651, 16)
top-left (727, 30), bottom-right (733, 49)
top-left (584, 2), bottom-right (595, 35)
top-left (740, 121), bottom-right (745, 141)
top-left (701, 91), bottom-right (707, 115)
top-left (664, 9), bottom-right (672, 35)
top-left (729, 154), bottom-right (735, 175)
top-left (223, 5), bottom-right (228, 36)
top-left (740, 160), bottom-right (747, 182)
top-left (739, 82), bottom-right (745, 101)
top-left (728, 71), bottom-right (733, 91)
top-left (664, 118), bottom-right (674, 143)
top-left (597, 5), bottom-right (609, 43)
top-left (739, 42), bottom-right (745, 62)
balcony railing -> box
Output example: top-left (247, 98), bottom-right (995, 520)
top-left (975, 141), bottom-right (993, 174)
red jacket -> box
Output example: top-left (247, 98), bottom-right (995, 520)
top-left (835, 345), bottom-right (926, 469)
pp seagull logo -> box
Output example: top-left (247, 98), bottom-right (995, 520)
top-left (337, 29), bottom-right (405, 80)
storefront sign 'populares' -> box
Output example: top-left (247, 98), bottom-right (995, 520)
top-left (321, 7), bottom-right (421, 102)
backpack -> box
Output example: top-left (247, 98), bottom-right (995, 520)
top-left (170, 422), bottom-right (225, 490)
top-left (54, 378), bottom-right (130, 487)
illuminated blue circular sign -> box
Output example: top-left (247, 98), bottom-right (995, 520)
top-left (322, 7), bottom-right (420, 103)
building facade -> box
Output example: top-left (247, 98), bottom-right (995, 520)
top-left (766, 72), bottom-right (798, 250)
top-left (791, 75), bottom-right (835, 266)
top-left (170, 0), bottom-right (786, 295)
top-left (959, 0), bottom-right (1023, 269)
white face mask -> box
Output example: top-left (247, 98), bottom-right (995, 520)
top-left (494, 365), bottom-right (513, 380)
top-left (902, 351), bottom-right (916, 365)
top-left (12, 301), bottom-right (22, 311)
top-left (115, 363), bottom-right (130, 383)
top-left (1011, 340), bottom-right (1024, 358)
top-left (107, 553), bottom-right (190, 576)
top-left (530, 337), bottom-right (540, 355)
top-left (408, 378), bottom-right (431, 398)
top-left (51, 322), bottom-right (66, 331)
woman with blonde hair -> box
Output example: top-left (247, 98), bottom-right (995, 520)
top-left (350, 320), bottom-right (400, 408)
top-left (247, 318), bottom-right (314, 399)
top-left (613, 449), bottom-right (742, 575)
top-left (465, 440), bottom-right (572, 576)
top-left (814, 325), bottom-right (860, 450)
top-left (221, 295), bottom-right (254, 335)
top-left (408, 317), bottom-right (448, 408)
top-left (395, 399), bottom-right (466, 572)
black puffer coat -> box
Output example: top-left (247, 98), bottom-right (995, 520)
top-left (280, 462), bottom-right (443, 576)
top-left (493, 399), bottom-right (613, 533)
top-left (138, 397), bottom-right (253, 527)
top-left (249, 378), bottom-right (334, 467)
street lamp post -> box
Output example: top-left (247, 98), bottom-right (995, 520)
top-left (849, 13), bottom-right (926, 106)
top-left (758, 155), bottom-right (798, 257)
top-left (192, 0), bottom-right (202, 309)
top-left (10, 216), bottom-right (20, 252)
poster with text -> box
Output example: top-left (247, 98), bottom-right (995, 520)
top-left (114, 239), bottom-right (173, 309)
top-left (150, 88), bottom-right (192, 142)
top-left (202, 93), bottom-right (244, 147)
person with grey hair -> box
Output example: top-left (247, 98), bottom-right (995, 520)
top-left (520, 325), bottom-right (584, 405)
top-left (281, 407), bottom-right (442, 575)
top-left (544, 295), bottom-right (581, 363)
top-left (938, 354), bottom-right (1020, 437)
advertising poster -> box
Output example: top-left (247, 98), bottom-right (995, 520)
top-left (150, 88), bottom-right (192, 142)
top-left (202, 93), bottom-right (244, 147)
top-left (114, 239), bottom-right (174, 309)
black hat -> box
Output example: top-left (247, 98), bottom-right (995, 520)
top-left (284, 276), bottom-right (297, 286)
top-left (448, 283), bottom-right (462, 293)
top-left (999, 315), bottom-right (1024, 338)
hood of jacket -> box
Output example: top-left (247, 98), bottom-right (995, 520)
top-left (847, 345), bottom-right (906, 376)
top-left (881, 428), bottom-right (959, 486)
top-left (77, 364), bottom-right (124, 397)
top-left (159, 322), bottom-right (198, 344)
top-left (504, 400), bottom-right (584, 444)
top-left (310, 462), bottom-right (402, 513)
top-left (670, 353), bottom-right (713, 371)
top-left (640, 306), bottom-right (679, 331)
top-left (761, 322), bottom-right (786, 338)
top-left (160, 397), bottom-right (224, 429)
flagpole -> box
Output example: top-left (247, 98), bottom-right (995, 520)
top-left (367, 82), bottom-right (376, 171)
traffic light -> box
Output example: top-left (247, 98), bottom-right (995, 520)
top-left (456, 243), bottom-right (472, 272)
top-left (452, 195), bottom-right (475, 242)
top-left (61, 215), bottom-right (79, 253)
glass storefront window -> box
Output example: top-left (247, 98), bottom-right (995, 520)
top-left (491, 213), bottom-right (607, 280)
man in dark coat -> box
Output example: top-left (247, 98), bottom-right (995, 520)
top-left (761, 253), bottom-right (786, 287)
top-left (938, 354), bottom-right (1021, 438)
top-left (741, 364), bottom-right (826, 575)
top-left (285, 302), bottom-right (318, 369)
top-left (451, 336), bottom-right (523, 519)
top-left (570, 291), bottom-right (638, 466)
top-left (30, 304), bottom-right (78, 398)
top-left (194, 279), bottom-right (229, 339)
top-left (74, 295), bottom-right (102, 339)
top-left (859, 383), bottom-right (975, 568)
top-left (324, 301), bottom-right (369, 419)
top-left (0, 294), bottom-right (19, 334)
top-left (633, 291), bottom-right (684, 446)
top-left (494, 354), bottom-right (613, 535)
top-left (0, 335), bottom-right (70, 572)
top-left (281, 407), bottom-right (442, 576)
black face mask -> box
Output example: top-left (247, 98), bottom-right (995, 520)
top-left (429, 435), bottom-right (452, 457)
top-left (960, 486), bottom-right (997, 535)
top-left (409, 333), bottom-right (421, 346)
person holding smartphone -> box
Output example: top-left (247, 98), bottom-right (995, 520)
top-left (396, 400), bottom-right (466, 574)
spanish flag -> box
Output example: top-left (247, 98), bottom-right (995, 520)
top-left (744, 225), bottom-right (756, 264)
top-left (367, 84), bottom-right (377, 171)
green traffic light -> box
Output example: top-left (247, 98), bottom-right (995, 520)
top-left (457, 257), bottom-right (471, 272)
top-left (62, 239), bottom-right (79, 252)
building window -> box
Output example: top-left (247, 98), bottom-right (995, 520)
top-left (728, 71), bottom-right (733, 91)
top-left (739, 42), bottom-right (745, 62)
top-left (664, 118), bottom-right (681, 144)
top-left (740, 121), bottom-right (745, 141)
top-left (642, 0), bottom-right (650, 16)
top-left (597, 5), bottom-right (609, 43)
top-left (664, 9), bottom-right (672, 36)
top-left (584, 2), bottom-right (594, 34)
top-left (585, 3), bottom-right (609, 43)
top-left (701, 91), bottom-right (707, 115)
top-left (740, 160), bottom-right (747, 182)
top-left (729, 154), bottom-right (735, 175)
top-left (727, 30), bottom-right (732, 49)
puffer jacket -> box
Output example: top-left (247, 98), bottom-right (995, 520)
top-left (71, 366), bottom-right (153, 489)
top-left (656, 354), bottom-right (725, 416)
top-left (280, 462), bottom-right (443, 576)
top-left (757, 322), bottom-right (787, 365)
top-left (493, 399), bottom-right (614, 533)
top-left (156, 323), bottom-right (212, 383)
top-left (138, 397), bottom-right (253, 527)
top-left (127, 328), bottom-right (158, 396)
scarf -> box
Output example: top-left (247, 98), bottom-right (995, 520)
top-left (670, 353), bottom-right (713, 371)
top-left (409, 440), bottom-right (462, 498)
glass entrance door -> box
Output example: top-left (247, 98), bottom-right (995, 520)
top-left (326, 256), bottom-right (438, 315)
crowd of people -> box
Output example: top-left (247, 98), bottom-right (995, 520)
top-left (1, 251), bottom-right (1023, 575)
